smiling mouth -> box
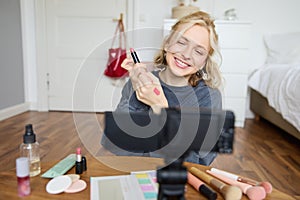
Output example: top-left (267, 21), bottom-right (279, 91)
top-left (174, 57), bottom-right (191, 69)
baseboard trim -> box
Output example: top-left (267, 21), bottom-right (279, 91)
top-left (0, 102), bottom-right (30, 121)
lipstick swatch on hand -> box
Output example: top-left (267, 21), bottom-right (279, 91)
top-left (153, 88), bottom-right (160, 95)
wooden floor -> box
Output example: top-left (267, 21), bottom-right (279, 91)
top-left (0, 111), bottom-right (299, 199)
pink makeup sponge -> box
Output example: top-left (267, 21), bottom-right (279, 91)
top-left (64, 179), bottom-right (87, 193)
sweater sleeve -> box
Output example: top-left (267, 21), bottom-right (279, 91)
top-left (195, 82), bottom-right (222, 110)
top-left (115, 80), bottom-right (132, 112)
top-left (209, 88), bottom-right (222, 110)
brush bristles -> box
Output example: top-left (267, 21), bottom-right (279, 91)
top-left (221, 185), bottom-right (242, 200)
top-left (260, 181), bottom-right (272, 194)
top-left (246, 186), bottom-right (266, 200)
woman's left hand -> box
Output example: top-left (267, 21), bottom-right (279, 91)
top-left (135, 72), bottom-right (168, 113)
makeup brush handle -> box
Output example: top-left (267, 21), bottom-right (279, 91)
top-left (187, 172), bottom-right (217, 200)
top-left (237, 177), bottom-right (259, 186)
top-left (190, 167), bottom-right (212, 184)
top-left (190, 167), bottom-right (226, 190)
top-left (210, 168), bottom-right (259, 186)
top-left (210, 168), bottom-right (239, 180)
top-left (207, 170), bottom-right (251, 193)
top-left (211, 179), bottom-right (226, 190)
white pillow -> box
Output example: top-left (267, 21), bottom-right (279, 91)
top-left (264, 32), bottom-right (300, 64)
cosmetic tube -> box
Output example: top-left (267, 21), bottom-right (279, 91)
top-left (75, 147), bottom-right (83, 174)
top-left (16, 157), bottom-right (31, 197)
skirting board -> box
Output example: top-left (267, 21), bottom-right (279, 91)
top-left (0, 102), bottom-right (30, 121)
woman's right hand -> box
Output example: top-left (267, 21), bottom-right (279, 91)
top-left (120, 57), bottom-right (135, 71)
top-left (121, 58), bottom-right (152, 90)
top-left (121, 58), bottom-right (168, 113)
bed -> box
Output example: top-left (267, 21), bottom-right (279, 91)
top-left (248, 32), bottom-right (300, 140)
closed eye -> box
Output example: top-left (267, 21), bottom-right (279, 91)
top-left (194, 49), bottom-right (205, 56)
top-left (177, 40), bottom-right (187, 45)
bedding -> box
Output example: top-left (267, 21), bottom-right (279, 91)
top-left (264, 32), bottom-right (300, 64)
top-left (248, 64), bottom-right (300, 132)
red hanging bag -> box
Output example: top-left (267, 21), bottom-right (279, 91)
top-left (104, 17), bottom-right (128, 78)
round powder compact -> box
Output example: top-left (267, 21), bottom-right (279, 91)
top-left (46, 175), bottom-right (72, 194)
top-left (67, 174), bottom-right (80, 182)
top-left (64, 179), bottom-right (87, 193)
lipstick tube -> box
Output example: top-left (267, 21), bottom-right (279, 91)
top-left (130, 48), bottom-right (140, 64)
top-left (75, 147), bottom-right (83, 174)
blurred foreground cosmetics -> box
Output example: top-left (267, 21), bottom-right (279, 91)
top-left (20, 124), bottom-right (41, 177)
top-left (16, 157), bottom-right (31, 197)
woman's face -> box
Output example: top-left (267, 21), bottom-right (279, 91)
top-left (165, 25), bottom-right (210, 78)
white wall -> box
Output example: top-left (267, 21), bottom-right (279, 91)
top-left (22, 0), bottom-right (300, 116)
top-left (134, 0), bottom-right (300, 118)
top-left (21, 0), bottom-right (37, 109)
top-left (136, 0), bottom-right (300, 67)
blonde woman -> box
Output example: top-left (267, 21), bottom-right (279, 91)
top-left (104, 11), bottom-right (223, 165)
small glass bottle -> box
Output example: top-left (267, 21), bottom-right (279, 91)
top-left (20, 124), bottom-right (41, 177)
top-left (16, 157), bottom-right (31, 196)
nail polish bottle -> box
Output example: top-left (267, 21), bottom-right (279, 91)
top-left (16, 157), bottom-right (31, 197)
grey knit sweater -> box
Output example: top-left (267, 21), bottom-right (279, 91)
top-left (102, 70), bottom-right (222, 165)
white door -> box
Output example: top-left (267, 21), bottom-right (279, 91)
top-left (46, 0), bottom-right (128, 112)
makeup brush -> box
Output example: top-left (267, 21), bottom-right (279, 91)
top-left (210, 167), bottom-right (272, 194)
top-left (187, 172), bottom-right (217, 200)
top-left (207, 170), bottom-right (266, 200)
top-left (189, 167), bottom-right (242, 200)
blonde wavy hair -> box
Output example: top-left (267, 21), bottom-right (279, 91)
top-left (154, 11), bottom-right (223, 89)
